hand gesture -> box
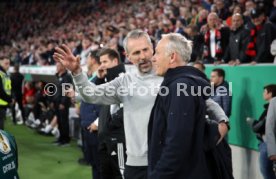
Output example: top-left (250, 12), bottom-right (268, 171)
top-left (53, 44), bottom-right (82, 75)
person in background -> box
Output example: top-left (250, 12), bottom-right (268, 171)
top-left (53, 62), bottom-right (73, 146)
top-left (265, 85), bottom-right (276, 179)
top-left (10, 64), bottom-right (25, 124)
top-left (78, 50), bottom-right (102, 179)
top-left (95, 48), bottom-right (126, 179)
top-left (202, 13), bottom-right (230, 64)
top-left (246, 7), bottom-right (275, 64)
top-left (210, 68), bottom-right (232, 117)
top-left (0, 57), bottom-right (12, 129)
top-left (223, 13), bottom-right (251, 65)
top-left (193, 61), bottom-right (206, 73)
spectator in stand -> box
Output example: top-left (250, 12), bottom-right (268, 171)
top-left (223, 13), bottom-right (251, 65)
top-left (246, 7), bottom-right (275, 64)
top-left (80, 34), bottom-right (93, 66)
top-left (225, 5), bottom-right (243, 28)
top-left (215, 0), bottom-right (231, 20)
top-left (244, 0), bottom-right (257, 29)
top-left (201, 12), bottom-right (230, 64)
top-left (195, 9), bottom-right (208, 30)
top-left (185, 25), bottom-right (204, 62)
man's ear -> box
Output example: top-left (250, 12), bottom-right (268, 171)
top-left (126, 53), bottom-right (133, 64)
top-left (169, 52), bottom-right (176, 64)
top-left (114, 58), bottom-right (120, 65)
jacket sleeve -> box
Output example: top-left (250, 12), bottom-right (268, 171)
top-left (72, 72), bottom-right (122, 105)
top-left (206, 98), bottom-right (229, 122)
top-left (266, 97), bottom-right (276, 157)
top-left (149, 81), bottom-right (198, 179)
top-left (0, 75), bottom-right (12, 103)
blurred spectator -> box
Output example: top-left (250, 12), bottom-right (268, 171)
top-left (10, 64), bottom-right (25, 124)
top-left (0, 57), bottom-right (12, 129)
top-left (0, 1), bottom-right (274, 65)
top-left (185, 25), bottom-right (204, 62)
top-left (202, 13), bottom-right (230, 64)
top-left (210, 68), bottom-right (232, 117)
top-left (215, 0), bottom-right (231, 20)
top-left (225, 5), bottom-right (243, 28)
top-left (223, 13), bottom-right (251, 65)
top-left (265, 89), bottom-right (276, 178)
top-left (245, 7), bottom-right (275, 64)
top-left (53, 62), bottom-right (73, 146)
top-left (79, 50), bottom-right (101, 179)
top-left (80, 35), bottom-right (94, 65)
top-left (271, 39), bottom-right (276, 64)
top-left (193, 60), bottom-right (206, 73)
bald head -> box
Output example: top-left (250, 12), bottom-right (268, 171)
top-left (232, 13), bottom-right (244, 30)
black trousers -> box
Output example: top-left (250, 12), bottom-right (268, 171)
top-left (57, 107), bottom-right (70, 143)
top-left (81, 128), bottom-right (101, 179)
top-left (98, 137), bottom-right (126, 179)
top-left (11, 95), bottom-right (25, 123)
top-left (0, 108), bottom-right (6, 129)
top-left (124, 165), bottom-right (148, 179)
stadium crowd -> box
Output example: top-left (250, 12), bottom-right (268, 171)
top-left (1, 0), bottom-right (276, 66)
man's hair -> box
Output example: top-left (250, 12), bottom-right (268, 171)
top-left (88, 49), bottom-right (100, 64)
top-left (123, 29), bottom-right (152, 54)
top-left (162, 33), bottom-right (192, 63)
top-left (264, 84), bottom-right (276, 98)
top-left (212, 68), bottom-right (225, 79)
top-left (98, 48), bottom-right (121, 63)
top-left (14, 64), bottom-right (20, 72)
top-left (194, 60), bottom-right (206, 71)
top-left (0, 56), bottom-right (9, 61)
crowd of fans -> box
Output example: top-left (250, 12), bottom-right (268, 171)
top-left (1, 0), bottom-right (276, 66)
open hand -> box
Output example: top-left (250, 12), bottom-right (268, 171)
top-left (53, 44), bottom-right (82, 75)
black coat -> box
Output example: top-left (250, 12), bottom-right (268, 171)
top-left (54, 71), bottom-right (73, 107)
top-left (253, 22), bottom-right (275, 63)
top-left (223, 26), bottom-right (251, 63)
top-left (96, 64), bottom-right (126, 142)
top-left (148, 66), bottom-right (211, 179)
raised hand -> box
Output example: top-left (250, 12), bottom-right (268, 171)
top-left (53, 44), bottom-right (82, 75)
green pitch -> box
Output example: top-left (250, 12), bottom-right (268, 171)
top-left (5, 119), bottom-right (91, 179)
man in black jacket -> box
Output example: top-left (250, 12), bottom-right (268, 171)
top-left (11, 64), bottom-right (25, 124)
top-left (246, 7), bottom-right (275, 63)
top-left (53, 62), bottom-right (73, 146)
top-left (223, 13), bottom-right (251, 65)
top-left (0, 57), bottom-right (12, 130)
top-left (148, 33), bottom-right (212, 179)
top-left (95, 48), bottom-right (126, 179)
